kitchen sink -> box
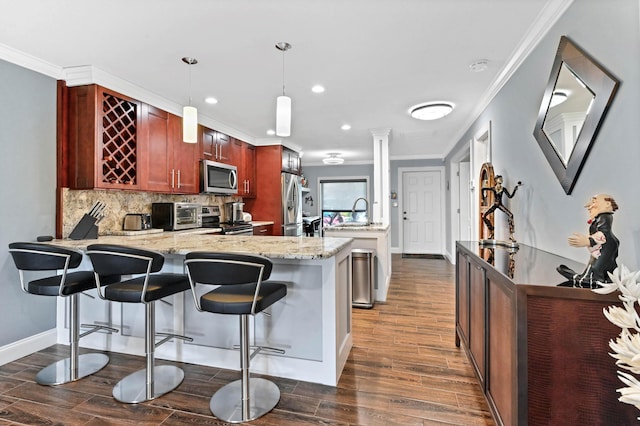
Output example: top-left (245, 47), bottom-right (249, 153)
top-left (331, 222), bottom-right (370, 227)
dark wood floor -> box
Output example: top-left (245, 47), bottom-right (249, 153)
top-left (0, 255), bottom-right (493, 425)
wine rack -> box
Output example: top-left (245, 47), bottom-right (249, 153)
top-left (101, 93), bottom-right (138, 185)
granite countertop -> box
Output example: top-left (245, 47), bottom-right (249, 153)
top-left (250, 221), bottom-right (274, 227)
top-left (52, 229), bottom-right (352, 260)
top-left (324, 222), bottom-right (390, 232)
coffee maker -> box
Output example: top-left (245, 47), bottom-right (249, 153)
top-left (224, 202), bottom-right (245, 224)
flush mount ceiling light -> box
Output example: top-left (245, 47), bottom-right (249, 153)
top-left (341, 124), bottom-right (351, 131)
top-left (550, 90), bottom-right (568, 107)
top-left (204, 97), bottom-right (218, 105)
top-left (182, 57), bottom-right (198, 143)
top-left (276, 42), bottom-right (292, 137)
top-left (322, 153), bottom-right (344, 165)
top-left (311, 85), bottom-right (325, 93)
top-left (469, 59), bottom-right (489, 72)
top-left (409, 102), bottom-right (454, 121)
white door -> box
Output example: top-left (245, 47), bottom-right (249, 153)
top-left (402, 170), bottom-right (443, 254)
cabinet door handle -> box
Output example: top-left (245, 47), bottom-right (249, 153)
top-left (177, 169), bottom-right (181, 188)
top-left (247, 180), bottom-right (250, 193)
top-left (215, 143), bottom-right (218, 159)
top-left (171, 169), bottom-right (175, 188)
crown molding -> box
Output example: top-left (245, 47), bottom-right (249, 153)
top-left (62, 65), bottom-right (255, 144)
top-left (0, 43), bottom-right (63, 78)
top-left (443, 0), bottom-right (575, 158)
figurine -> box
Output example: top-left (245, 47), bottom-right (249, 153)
top-left (557, 194), bottom-right (619, 287)
top-left (481, 175), bottom-right (522, 242)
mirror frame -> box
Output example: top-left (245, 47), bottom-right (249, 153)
top-left (533, 36), bottom-right (619, 194)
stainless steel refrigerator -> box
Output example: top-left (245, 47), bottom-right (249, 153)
top-left (281, 172), bottom-right (302, 236)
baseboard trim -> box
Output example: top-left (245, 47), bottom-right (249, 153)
top-left (0, 329), bottom-right (57, 366)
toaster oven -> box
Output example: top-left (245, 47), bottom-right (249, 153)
top-left (151, 202), bottom-right (202, 231)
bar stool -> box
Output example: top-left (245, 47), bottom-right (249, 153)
top-left (184, 252), bottom-right (288, 423)
top-left (86, 244), bottom-right (192, 403)
top-left (8, 242), bottom-right (120, 385)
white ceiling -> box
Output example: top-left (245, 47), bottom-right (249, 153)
top-left (0, 0), bottom-right (569, 165)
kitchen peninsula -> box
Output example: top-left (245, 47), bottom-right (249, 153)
top-left (52, 231), bottom-right (353, 386)
top-left (324, 223), bottom-right (391, 302)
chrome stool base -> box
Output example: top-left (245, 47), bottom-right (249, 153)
top-left (36, 353), bottom-right (109, 386)
top-left (113, 365), bottom-right (184, 403)
top-left (210, 377), bottom-right (280, 423)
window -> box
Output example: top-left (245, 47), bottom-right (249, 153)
top-left (320, 177), bottom-right (369, 226)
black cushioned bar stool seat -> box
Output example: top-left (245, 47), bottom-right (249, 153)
top-left (86, 244), bottom-right (192, 403)
top-left (185, 252), bottom-right (288, 423)
top-left (8, 242), bottom-right (120, 386)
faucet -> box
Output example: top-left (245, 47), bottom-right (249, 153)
top-left (351, 197), bottom-right (370, 224)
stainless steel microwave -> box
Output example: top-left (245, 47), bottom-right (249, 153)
top-left (201, 160), bottom-right (238, 194)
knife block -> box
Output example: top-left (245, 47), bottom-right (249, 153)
top-left (69, 214), bottom-right (99, 240)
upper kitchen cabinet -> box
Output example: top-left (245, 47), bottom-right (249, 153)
top-left (63, 84), bottom-right (144, 190)
top-left (234, 139), bottom-right (256, 198)
top-left (61, 84), bottom-right (199, 194)
top-left (281, 147), bottom-right (300, 175)
top-left (143, 106), bottom-right (199, 194)
top-left (201, 127), bottom-right (231, 163)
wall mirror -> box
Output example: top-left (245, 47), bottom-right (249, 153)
top-left (533, 36), bottom-right (619, 194)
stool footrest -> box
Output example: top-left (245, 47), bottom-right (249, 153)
top-left (155, 332), bottom-right (193, 348)
top-left (232, 344), bottom-right (286, 360)
top-left (79, 323), bottom-right (119, 339)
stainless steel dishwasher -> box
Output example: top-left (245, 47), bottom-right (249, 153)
top-left (352, 249), bottom-right (376, 308)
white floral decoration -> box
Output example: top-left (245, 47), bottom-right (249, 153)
top-left (594, 264), bottom-right (640, 415)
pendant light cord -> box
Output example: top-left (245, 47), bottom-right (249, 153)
top-left (282, 48), bottom-right (286, 97)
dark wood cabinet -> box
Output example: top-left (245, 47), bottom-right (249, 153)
top-left (64, 84), bottom-right (143, 190)
top-left (455, 242), bottom-right (637, 426)
top-left (281, 146), bottom-right (300, 174)
top-left (235, 139), bottom-right (256, 198)
top-left (127, 105), bottom-right (198, 194)
top-left (252, 224), bottom-right (272, 236)
top-left (243, 145), bottom-right (284, 235)
top-left (62, 84), bottom-right (198, 194)
top-left (201, 127), bottom-right (231, 163)
top-left (143, 104), bottom-right (172, 192)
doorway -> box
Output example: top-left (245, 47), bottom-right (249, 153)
top-left (399, 167), bottom-right (445, 255)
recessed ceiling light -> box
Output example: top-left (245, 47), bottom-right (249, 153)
top-left (311, 85), bottom-right (325, 93)
top-left (469, 59), bottom-right (489, 72)
top-left (341, 124), bottom-right (351, 131)
top-left (266, 129), bottom-right (276, 136)
top-left (204, 97), bottom-right (218, 104)
top-left (409, 102), bottom-right (454, 120)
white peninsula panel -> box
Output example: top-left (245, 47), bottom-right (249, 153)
top-left (324, 223), bottom-right (391, 302)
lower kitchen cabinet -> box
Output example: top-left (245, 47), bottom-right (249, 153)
top-left (252, 224), bottom-right (273, 236)
top-left (455, 241), bottom-right (637, 425)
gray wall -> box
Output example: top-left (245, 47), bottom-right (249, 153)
top-left (0, 59), bottom-right (57, 346)
top-left (303, 158), bottom-right (444, 248)
top-left (446, 0), bottom-right (640, 269)
top-left (301, 163), bottom-right (374, 218)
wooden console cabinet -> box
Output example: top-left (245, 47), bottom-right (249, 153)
top-left (456, 241), bottom-right (637, 425)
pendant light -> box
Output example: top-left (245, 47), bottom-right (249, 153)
top-left (182, 57), bottom-right (198, 143)
top-left (275, 42), bottom-right (292, 137)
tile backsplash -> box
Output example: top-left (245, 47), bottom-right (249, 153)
top-left (62, 188), bottom-right (240, 237)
